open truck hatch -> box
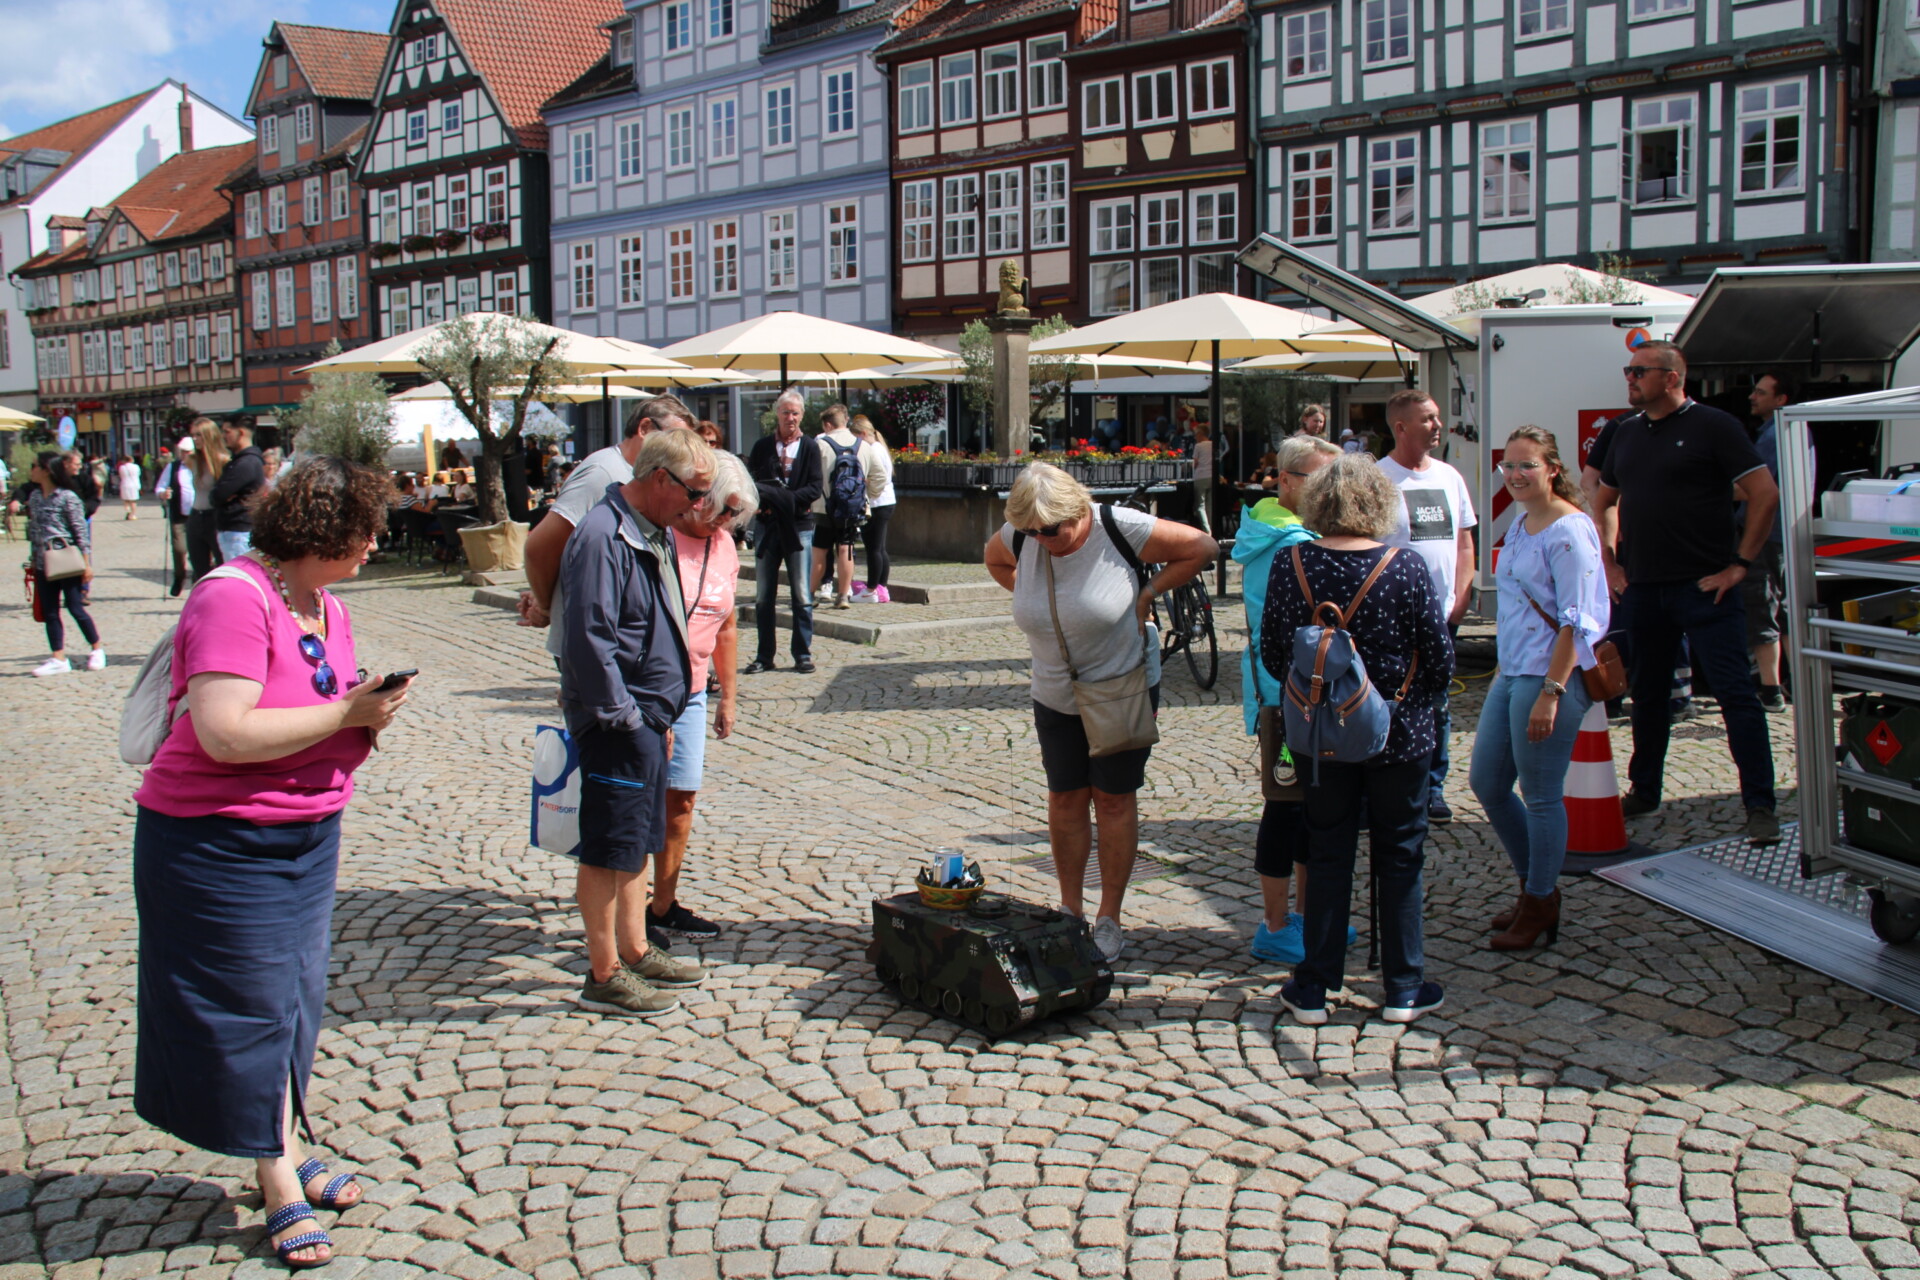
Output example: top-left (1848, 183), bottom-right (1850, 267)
top-left (1674, 263), bottom-right (1920, 379)
top-left (1236, 234), bottom-right (1477, 354)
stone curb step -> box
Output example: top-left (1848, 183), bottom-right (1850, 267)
top-left (471, 586), bottom-right (1014, 644)
top-left (735, 565), bottom-right (1003, 606)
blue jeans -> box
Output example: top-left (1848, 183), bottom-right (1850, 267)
top-left (755, 529), bottom-right (814, 664)
top-left (1469, 672), bottom-right (1593, 895)
top-left (1429, 623), bottom-right (1459, 805)
top-left (1624, 580), bottom-right (1775, 811)
top-left (1297, 756), bottom-right (1430, 995)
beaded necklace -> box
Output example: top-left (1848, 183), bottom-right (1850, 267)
top-left (252, 552), bottom-right (326, 637)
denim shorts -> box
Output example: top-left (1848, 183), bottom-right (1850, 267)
top-left (667, 690), bottom-right (708, 792)
top-left (576, 723), bottom-right (667, 873)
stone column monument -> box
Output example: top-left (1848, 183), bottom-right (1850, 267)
top-left (985, 259), bottom-right (1037, 459)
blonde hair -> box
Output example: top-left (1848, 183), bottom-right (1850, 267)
top-left (849, 414), bottom-right (879, 443)
top-left (1005, 461), bottom-right (1091, 530)
top-left (636, 424), bottom-right (716, 484)
top-left (189, 417), bottom-right (226, 480)
top-left (1298, 454), bottom-right (1400, 538)
top-left (1274, 435), bottom-right (1340, 473)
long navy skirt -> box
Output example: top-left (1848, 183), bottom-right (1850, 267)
top-left (133, 806), bottom-right (341, 1159)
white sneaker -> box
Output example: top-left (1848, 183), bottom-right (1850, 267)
top-left (849, 589), bottom-right (878, 604)
top-left (86, 648), bottom-right (106, 671)
top-left (32, 657), bottom-right (72, 677)
top-left (1091, 916), bottom-right (1125, 963)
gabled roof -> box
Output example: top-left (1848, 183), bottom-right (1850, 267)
top-left (99, 143), bottom-right (253, 245)
top-left (765, 0), bottom-right (908, 51)
top-left (275, 23), bottom-right (389, 101)
top-left (428, 0), bottom-right (626, 149)
top-left (1074, 0), bottom-right (1243, 46)
top-left (877, 0), bottom-right (1075, 58)
top-left (0, 86), bottom-right (159, 208)
top-left (544, 54), bottom-right (631, 116)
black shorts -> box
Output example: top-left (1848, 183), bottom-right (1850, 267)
top-left (575, 723), bottom-right (667, 873)
top-left (1032, 688), bottom-right (1160, 795)
top-left (815, 515), bottom-right (862, 547)
top-left (1741, 544), bottom-right (1784, 648)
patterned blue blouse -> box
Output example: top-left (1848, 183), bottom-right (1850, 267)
top-left (1495, 511), bottom-right (1610, 677)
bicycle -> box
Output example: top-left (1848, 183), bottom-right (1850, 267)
top-left (1118, 484), bottom-right (1218, 690)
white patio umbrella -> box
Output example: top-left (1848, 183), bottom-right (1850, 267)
top-left (1231, 345), bottom-right (1419, 384)
top-left (392, 381), bottom-right (655, 403)
top-left (898, 352), bottom-right (1218, 382)
top-left (298, 312), bottom-right (695, 378)
top-left (728, 364), bottom-right (959, 390)
top-left (656, 310), bottom-right (951, 386)
top-left (0, 405), bottom-right (46, 425)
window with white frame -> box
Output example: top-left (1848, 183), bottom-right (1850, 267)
top-left (1092, 198), bottom-right (1135, 254)
top-left (215, 313), bottom-right (232, 361)
top-left (1517, 0), bottom-right (1571, 38)
top-left (825, 67), bottom-right (856, 137)
top-left (1288, 147), bottom-right (1337, 241)
top-left (614, 23), bottom-right (635, 64)
top-left (267, 186), bottom-right (286, 233)
top-left (337, 257), bottom-right (359, 318)
top-left (164, 252), bottom-right (181, 286)
top-left (485, 168), bottom-right (507, 223)
top-left (618, 234), bottom-right (646, 305)
top-left (764, 83), bottom-right (794, 149)
top-left (275, 267), bottom-right (296, 327)
top-left (330, 170), bottom-right (349, 220)
top-left (1283, 9), bottom-right (1331, 79)
top-left (406, 110), bottom-right (426, 145)
top-left (303, 177), bottom-right (322, 225)
top-left (1362, 0), bottom-right (1413, 65)
top-left (173, 320), bottom-right (189, 368)
top-left (983, 45), bottom-right (1020, 119)
top-left (261, 114), bottom-right (279, 156)
top-left (493, 273), bottom-right (518, 314)
top-left (142, 256), bottom-right (158, 293)
top-left (709, 99), bottom-right (737, 160)
top-left (443, 99), bottom-right (462, 134)
top-left (1630, 0), bottom-right (1691, 18)
top-left (119, 260), bottom-right (135, 295)
top-left (186, 246), bottom-right (203, 283)
top-left (709, 0), bottom-right (733, 38)
top-left (899, 61), bottom-right (934, 133)
top-left (1030, 160), bottom-right (1068, 248)
top-left (667, 106), bottom-right (695, 169)
top-left (766, 210), bottom-right (797, 289)
top-left (1191, 187), bottom-right (1238, 243)
top-left (244, 191), bottom-right (262, 238)
top-left (617, 119), bottom-right (644, 176)
top-left (1627, 94), bottom-right (1695, 204)
top-left (665, 0), bottom-right (692, 50)
top-left (571, 127), bottom-right (595, 185)
top-left (901, 180), bottom-right (936, 262)
top-left (1089, 261), bottom-right (1132, 315)
top-left (1188, 58), bottom-right (1233, 117)
top-left (942, 175), bottom-right (979, 258)
top-left (423, 282), bottom-right (444, 324)
top-left (411, 182), bottom-right (432, 235)
top-left (984, 169), bottom-right (1022, 254)
top-left (1480, 120), bottom-right (1535, 220)
top-left (1368, 134), bottom-right (1418, 231)
top-left (310, 260), bottom-right (331, 323)
top-left (457, 278), bottom-right (479, 315)
top-left (251, 273), bottom-right (271, 329)
top-left (1028, 36), bottom-right (1066, 110)
top-left (128, 326), bottom-right (144, 371)
top-left (827, 203), bottom-right (859, 281)
top-left (1737, 79), bottom-right (1804, 195)
top-left (1142, 257), bottom-right (1183, 307)
top-left (1134, 68), bottom-right (1178, 126)
top-left (209, 243), bottom-right (225, 279)
top-left (572, 242), bottom-right (596, 311)
top-left (708, 222), bottom-right (738, 295)
top-left (448, 175), bottom-right (469, 229)
top-left (1084, 76), bottom-right (1124, 132)
top-left (1142, 193), bottom-right (1182, 249)
top-left (412, 34), bottom-right (438, 62)
top-left (194, 317), bottom-right (209, 365)
top-left (109, 330), bottom-right (123, 375)
top-left (940, 53), bottom-right (976, 125)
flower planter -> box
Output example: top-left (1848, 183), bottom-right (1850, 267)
top-left (894, 461), bottom-right (978, 488)
top-left (978, 463), bottom-right (1026, 488)
top-left (401, 234), bottom-right (436, 253)
top-left (472, 222), bottom-right (508, 243)
top-left (369, 242), bottom-right (403, 260)
top-left (434, 229), bottom-right (467, 250)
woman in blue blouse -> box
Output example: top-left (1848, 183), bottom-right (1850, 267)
top-left (1261, 455), bottom-right (1455, 1026)
top-left (1469, 426), bottom-right (1611, 950)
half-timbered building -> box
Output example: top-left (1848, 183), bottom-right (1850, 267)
top-left (1250, 0), bottom-right (1862, 291)
top-left (229, 23), bottom-right (388, 417)
top-left (356, 0), bottom-right (623, 337)
top-left (1870, 0), bottom-right (1920, 261)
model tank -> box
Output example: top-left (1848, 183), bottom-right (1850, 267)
top-left (868, 891), bottom-right (1113, 1036)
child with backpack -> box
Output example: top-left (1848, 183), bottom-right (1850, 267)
top-left (809, 404), bottom-right (880, 610)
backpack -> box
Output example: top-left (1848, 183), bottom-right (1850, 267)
top-left (1280, 545), bottom-right (1419, 783)
top-left (119, 565), bottom-right (271, 766)
top-left (824, 436), bottom-right (867, 525)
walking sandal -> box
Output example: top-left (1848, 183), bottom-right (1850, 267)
top-left (266, 1201), bottom-right (332, 1270)
top-left (295, 1157), bottom-right (360, 1209)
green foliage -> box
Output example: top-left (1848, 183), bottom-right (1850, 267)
top-left (959, 320), bottom-right (994, 417)
top-left (280, 341), bottom-right (398, 467)
top-left (1552, 251), bottom-right (1647, 305)
top-left (960, 315), bottom-right (1078, 447)
top-left (7, 440), bottom-right (41, 485)
top-left (1449, 280), bottom-right (1506, 313)
top-left (1228, 374), bottom-right (1337, 456)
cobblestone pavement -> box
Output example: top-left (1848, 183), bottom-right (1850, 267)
top-left (0, 510), bottom-right (1916, 1280)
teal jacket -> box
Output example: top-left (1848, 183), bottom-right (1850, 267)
top-left (1233, 497), bottom-right (1317, 735)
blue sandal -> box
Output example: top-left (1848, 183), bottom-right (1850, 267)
top-left (266, 1202), bottom-right (332, 1270)
top-left (296, 1157), bottom-right (360, 1209)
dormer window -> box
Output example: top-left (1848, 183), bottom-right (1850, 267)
top-left (612, 24), bottom-right (634, 65)
top-left (86, 219), bottom-right (103, 246)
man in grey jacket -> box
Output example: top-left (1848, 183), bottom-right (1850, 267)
top-left (556, 429), bottom-right (716, 1018)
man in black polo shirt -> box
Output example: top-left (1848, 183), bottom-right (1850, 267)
top-left (1592, 341), bottom-right (1781, 843)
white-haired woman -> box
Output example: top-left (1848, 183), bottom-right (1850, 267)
top-left (984, 463), bottom-right (1216, 962)
top-left (653, 454), bottom-right (759, 947)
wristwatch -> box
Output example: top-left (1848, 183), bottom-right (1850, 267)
top-left (1541, 678), bottom-right (1566, 697)
top-left (1729, 554), bottom-right (1753, 570)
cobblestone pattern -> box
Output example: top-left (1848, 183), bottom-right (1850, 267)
top-left (0, 513), bottom-right (1914, 1280)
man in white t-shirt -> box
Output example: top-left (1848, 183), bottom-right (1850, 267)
top-left (1375, 389), bottom-right (1477, 824)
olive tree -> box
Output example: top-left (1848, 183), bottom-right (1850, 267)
top-left (280, 341), bottom-right (397, 466)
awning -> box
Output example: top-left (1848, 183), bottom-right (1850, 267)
top-left (1673, 264), bottom-right (1920, 377)
top-left (1236, 234), bottom-right (1478, 355)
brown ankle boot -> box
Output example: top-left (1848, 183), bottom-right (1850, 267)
top-left (1490, 889), bottom-right (1561, 951)
top-left (1490, 884), bottom-right (1526, 932)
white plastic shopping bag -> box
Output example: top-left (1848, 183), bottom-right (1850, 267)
top-left (531, 724), bottom-right (582, 860)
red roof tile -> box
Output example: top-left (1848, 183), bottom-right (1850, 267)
top-left (0, 86), bottom-right (157, 207)
top-left (434, 0), bottom-right (626, 149)
top-left (103, 143), bottom-right (255, 244)
top-left (276, 23), bottom-right (389, 101)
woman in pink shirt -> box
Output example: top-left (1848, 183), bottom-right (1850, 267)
top-left (649, 455), bottom-right (758, 946)
top-left (131, 457), bottom-right (412, 1271)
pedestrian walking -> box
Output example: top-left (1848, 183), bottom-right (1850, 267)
top-left (1468, 427), bottom-right (1610, 951)
top-left (130, 457), bottom-right (411, 1271)
top-left (1262, 454), bottom-right (1455, 1025)
top-left (1191, 421), bottom-right (1216, 535)
top-left (65, 451), bottom-right (101, 519)
top-left (983, 463), bottom-right (1217, 963)
top-left (1591, 341), bottom-right (1781, 842)
top-left (117, 454), bottom-right (142, 519)
top-left (212, 417), bottom-right (266, 561)
top-left (186, 418), bottom-right (228, 579)
top-left (745, 389), bottom-right (823, 673)
top-left (809, 403), bottom-right (886, 610)
top-left (154, 438), bottom-right (196, 596)
top-left (555, 429), bottom-right (714, 1017)
top-left (849, 414), bottom-right (895, 603)
top-left (16, 451), bottom-right (103, 676)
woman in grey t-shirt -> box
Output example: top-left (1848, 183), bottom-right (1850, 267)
top-left (984, 463), bottom-right (1216, 963)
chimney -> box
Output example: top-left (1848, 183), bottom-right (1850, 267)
top-left (178, 86), bottom-right (194, 153)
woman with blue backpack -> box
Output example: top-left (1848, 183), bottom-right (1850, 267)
top-left (1261, 454), bottom-right (1455, 1025)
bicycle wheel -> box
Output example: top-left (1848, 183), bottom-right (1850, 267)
top-left (1177, 582), bottom-right (1218, 689)
top-left (1159, 588), bottom-right (1186, 661)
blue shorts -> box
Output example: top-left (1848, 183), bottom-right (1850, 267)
top-left (576, 723), bottom-right (667, 873)
top-left (667, 690), bottom-right (708, 792)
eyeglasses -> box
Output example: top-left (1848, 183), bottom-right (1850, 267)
top-left (658, 469), bottom-right (710, 502)
top-left (1498, 460), bottom-right (1545, 473)
top-left (1623, 365), bottom-right (1676, 379)
top-left (717, 502), bottom-right (743, 520)
top-left (1022, 522), bottom-right (1065, 538)
top-left (298, 633), bottom-right (338, 697)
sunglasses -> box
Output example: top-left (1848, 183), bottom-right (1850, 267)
top-left (298, 633), bottom-right (338, 697)
top-left (1498, 459), bottom-right (1545, 473)
top-left (1623, 365), bottom-right (1676, 379)
top-left (1021, 522), bottom-right (1065, 538)
top-left (660, 469), bottom-right (710, 502)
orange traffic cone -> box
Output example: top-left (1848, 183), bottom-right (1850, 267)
top-left (1563, 700), bottom-right (1629, 860)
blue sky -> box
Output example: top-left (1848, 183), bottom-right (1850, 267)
top-left (0, 0), bottom-right (393, 139)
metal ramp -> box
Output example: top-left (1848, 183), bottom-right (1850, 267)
top-left (1598, 823), bottom-right (1920, 1015)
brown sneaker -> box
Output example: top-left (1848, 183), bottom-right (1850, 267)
top-left (627, 946), bottom-right (705, 987)
top-left (579, 968), bottom-right (678, 1018)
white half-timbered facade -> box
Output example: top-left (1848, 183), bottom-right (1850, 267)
top-left (1252, 0), bottom-right (1862, 290)
top-left (1870, 0), bottom-right (1920, 260)
top-left (356, 0), bottom-right (622, 336)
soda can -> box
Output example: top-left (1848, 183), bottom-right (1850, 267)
top-left (932, 850), bottom-right (966, 885)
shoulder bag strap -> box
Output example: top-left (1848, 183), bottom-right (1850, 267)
top-left (1042, 552), bottom-right (1078, 681)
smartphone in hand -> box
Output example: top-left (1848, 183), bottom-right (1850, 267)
top-left (374, 669), bottom-right (418, 693)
